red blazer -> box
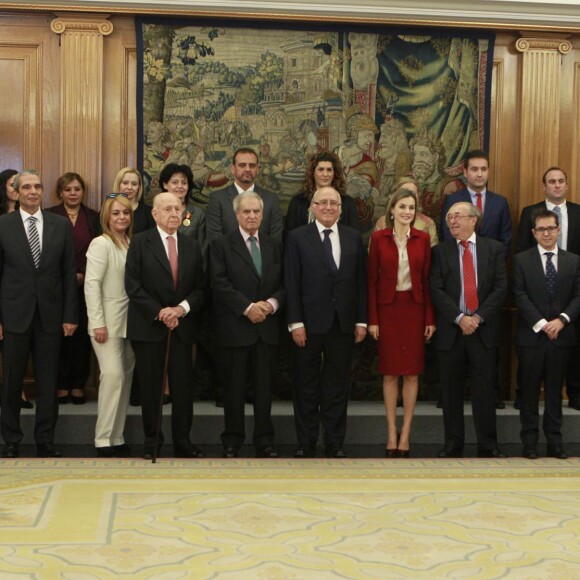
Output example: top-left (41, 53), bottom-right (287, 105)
top-left (368, 226), bottom-right (435, 326)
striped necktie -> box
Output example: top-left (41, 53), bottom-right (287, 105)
top-left (28, 216), bottom-right (41, 269)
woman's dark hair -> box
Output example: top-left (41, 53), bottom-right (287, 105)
top-left (0, 169), bottom-right (19, 215)
top-left (302, 151), bottom-right (347, 199)
top-left (159, 163), bottom-right (194, 193)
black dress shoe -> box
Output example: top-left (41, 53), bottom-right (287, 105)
top-left (96, 446), bottom-right (114, 458)
top-left (37, 443), bottom-right (62, 458)
top-left (495, 399), bottom-right (506, 410)
top-left (477, 448), bottom-right (508, 458)
top-left (325, 445), bottom-right (347, 458)
top-left (20, 397), bottom-right (33, 409)
top-left (174, 446), bottom-right (205, 458)
top-left (547, 445), bottom-right (568, 459)
top-left (256, 445), bottom-right (279, 458)
top-left (513, 396), bottom-right (521, 410)
top-left (568, 399), bottom-right (580, 411)
top-left (163, 394), bottom-right (172, 406)
top-left (222, 446), bottom-right (240, 458)
top-left (113, 444), bottom-right (131, 458)
top-left (437, 446), bottom-right (463, 458)
top-left (215, 398), bottom-right (224, 408)
top-left (2, 442), bottom-right (19, 458)
top-left (294, 444), bottom-right (316, 458)
top-left (436, 399), bottom-right (443, 409)
top-left (522, 445), bottom-right (538, 460)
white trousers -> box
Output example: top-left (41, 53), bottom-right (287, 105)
top-left (91, 337), bottom-right (135, 448)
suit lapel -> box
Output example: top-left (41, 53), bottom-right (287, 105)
top-left (148, 229), bottom-right (173, 279)
top-left (446, 240), bottom-right (461, 291)
top-left (231, 231), bottom-right (260, 279)
top-left (14, 211), bottom-right (40, 270)
top-left (306, 223), bottom-right (333, 274)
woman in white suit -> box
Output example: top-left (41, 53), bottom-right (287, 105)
top-left (85, 194), bottom-right (135, 457)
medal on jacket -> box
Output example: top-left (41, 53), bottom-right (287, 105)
top-left (183, 211), bottom-right (191, 227)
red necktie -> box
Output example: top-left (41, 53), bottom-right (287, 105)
top-left (460, 241), bottom-right (478, 312)
top-left (167, 235), bottom-right (178, 288)
top-left (475, 193), bottom-right (483, 215)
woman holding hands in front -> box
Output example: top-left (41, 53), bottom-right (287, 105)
top-left (368, 187), bottom-right (436, 458)
top-left (85, 194), bottom-right (135, 457)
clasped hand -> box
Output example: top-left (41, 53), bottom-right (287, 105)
top-left (158, 306), bottom-right (182, 329)
top-left (246, 301), bottom-right (273, 324)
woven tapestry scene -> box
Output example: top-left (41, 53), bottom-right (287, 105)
top-left (138, 21), bottom-right (493, 231)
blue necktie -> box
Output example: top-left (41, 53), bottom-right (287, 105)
top-left (323, 229), bottom-right (338, 275)
top-left (545, 252), bottom-right (557, 297)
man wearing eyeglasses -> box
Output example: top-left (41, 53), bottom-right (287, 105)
top-left (430, 202), bottom-right (507, 458)
top-left (284, 186), bottom-right (367, 458)
top-left (516, 167), bottom-right (580, 411)
top-left (512, 209), bottom-right (580, 459)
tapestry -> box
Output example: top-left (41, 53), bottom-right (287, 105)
top-left (136, 19), bottom-right (495, 231)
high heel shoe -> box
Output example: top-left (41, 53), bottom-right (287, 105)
top-left (71, 393), bottom-right (86, 405)
top-left (397, 448), bottom-right (410, 458)
top-left (58, 392), bottom-right (70, 405)
top-left (385, 448), bottom-right (398, 458)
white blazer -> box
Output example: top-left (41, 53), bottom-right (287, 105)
top-left (84, 235), bottom-right (130, 338)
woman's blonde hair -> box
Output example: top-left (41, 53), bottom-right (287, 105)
top-left (100, 194), bottom-right (133, 248)
top-left (112, 167), bottom-right (143, 202)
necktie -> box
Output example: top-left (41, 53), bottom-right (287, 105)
top-left (545, 252), bottom-right (557, 296)
top-left (552, 205), bottom-right (563, 248)
top-left (460, 240), bottom-right (478, 312)
top-left (475, 193), bottom-right (483, 215)
top-left (167, 235), bottom-right (178, 288)
top-left (28, 216), bottom-right (41, 269)
top-left (323, 229), bottom-right (338, 274)
top-left (249, 235), bottom-right (262, 276)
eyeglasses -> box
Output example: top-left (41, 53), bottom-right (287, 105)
top-left (313, 200), bottom-right (341, 208)
top-left (534, 226), bottom-right (559, 234)
top-left (446, 213), bottom-right (473, 222)
top-left (106, 193), bottom-right (129, 199)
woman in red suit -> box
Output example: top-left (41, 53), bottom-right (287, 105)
top-left (368, 187), bottom-right (436, 457)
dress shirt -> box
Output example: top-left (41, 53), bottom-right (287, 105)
top-left (394, 229), bottom-right (412, 291)
top-left (455, 232), bottom-right (479, 323)
top-left (156, 226), bottom-right (190, 315)
top-left (546, 200), bottom-right (568, 250)
top-left (238, 226), bottom-right (279, 315)
top-left (532, 244), bottom-right (569, 332)
top-left (467, 186), bottom-right (486, 214)
top-left (234, 182), bottom-right (255, 195)
top-left (20, 207), bottom-right (43, 253)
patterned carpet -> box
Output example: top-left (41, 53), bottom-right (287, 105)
top-left (0, 458), bottom-right (579, 579)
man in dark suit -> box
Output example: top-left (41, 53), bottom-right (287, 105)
top-left (210, 191), bottom-right (284, 458)
top-left (207, 147), bottom-right (283, 243)
top-left (513, 208), bottom-right (580, 460)
top-left (431, 201), bottom-right (508, 458)
top-left (285, 186), bottom-right (367, 458)
top-left (440, 149), bottom-right (512, 409)
top-left (0, 171), bottom-right (78, 458)
top-left (516, 167), bottom-right (580, 410)
top-left (440, 150), bottom-right (512, 258)
top-left (125, 192), bottom-right (205, 459)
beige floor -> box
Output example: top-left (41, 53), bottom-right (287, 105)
top-left (0, 458), bottom-right (579, 579)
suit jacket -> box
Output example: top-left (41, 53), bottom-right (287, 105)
top-left (516, 200), bottom-right (580, 255)
top-left (84, 235), bottom-right (130, 338)
top-left (210, 230), bottom-right (284, 348)
top-left (125, 228), bottom-right (205, 345)
top-left (283, 191), bottom-right (360, 238)
top-left (0, 210), bottom-right (78, 333)
top-left (207, 183), bottom-right (283, 243)
top-left (440, 189), bottom-right (512, 257)
top-left (513, 247), bottom-right (580, 347)
top-left (430, 235), bottom-right (507, 350)
top-left (368, 227), bottom-right (435, 326)
top-left (285, 222), bottom-right (367, 334)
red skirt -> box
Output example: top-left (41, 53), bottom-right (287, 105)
top-left (377, 290), bottom-right (426, 376)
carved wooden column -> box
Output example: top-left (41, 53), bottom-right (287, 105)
top-left (515, 34), bottom-right (571, 208)
top-left (51, 14), bottom-right (113, 209)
